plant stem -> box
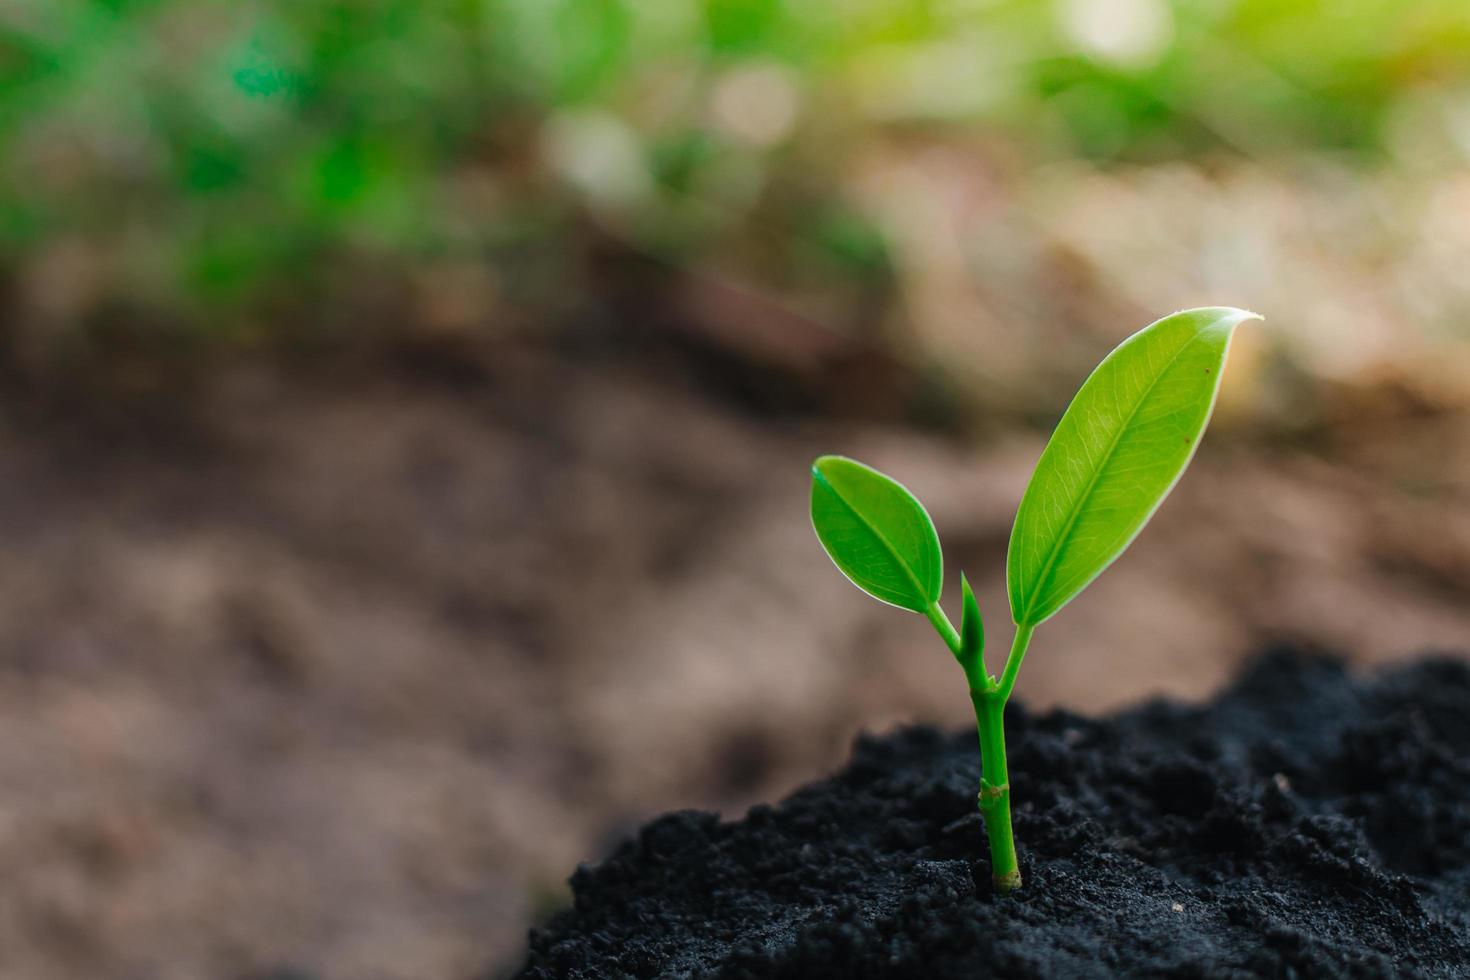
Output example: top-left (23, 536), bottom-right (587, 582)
top-left (932, 602), bottom-right (1033, 892)
top-left (924, 600), bottom-right (963, 659)
top-left (996, 622), bottom-right (1035, 703)
top-left (971, 686), bottom-right (1021, 892)
top-left (967, 623), bottom-right (1035, 893)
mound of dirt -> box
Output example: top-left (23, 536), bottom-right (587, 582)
top-left (513, 651), bottom-right (1470, 978)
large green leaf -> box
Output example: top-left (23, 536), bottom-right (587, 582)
top-left (1007, 307), bottom-right (1260, 626)
top-left (811, 455), bottom-right (942, 613)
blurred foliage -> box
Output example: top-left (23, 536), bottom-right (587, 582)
top-left (2, 0), bottom-right (1470, 339)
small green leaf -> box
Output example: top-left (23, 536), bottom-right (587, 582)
top-left (811, 456), bottom-right (943, 613)
top-left (960, 572), bottom-right (984, 672)
top-left (1008, 307), bottom-right (1260, 627)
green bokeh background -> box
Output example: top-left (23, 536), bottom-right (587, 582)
top-left (5, 0), bottom-right (1469, 341)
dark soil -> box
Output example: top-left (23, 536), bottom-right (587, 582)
top-left (514, 651), bottom-right (1470, 978)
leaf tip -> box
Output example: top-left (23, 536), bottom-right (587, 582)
top-left (1183, 306), bottom-right (1263, 331)
top-left (1224, 306), bottom-right (1264, 326)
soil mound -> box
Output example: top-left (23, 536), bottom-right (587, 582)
top-left (514, 651), bottom-right (1470, 978)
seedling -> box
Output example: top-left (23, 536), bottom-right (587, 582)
top-left (810, 307), bottom-right (1259, 893)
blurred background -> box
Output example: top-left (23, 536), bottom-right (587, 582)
top-left (3, 1), bottom-right (1470, 977)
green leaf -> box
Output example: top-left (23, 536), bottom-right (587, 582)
top-left (959, 572), bottom-right (984, 670)
top-left (811, 456), bottom-right (943, 613)
top-left (1007, 307), bottom-right (1260, 627)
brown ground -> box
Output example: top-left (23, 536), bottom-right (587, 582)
top-left (0, 339), bottom-right (1466, 980)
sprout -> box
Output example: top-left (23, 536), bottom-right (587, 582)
top-left (810, 307), bottom-right (1260, 893)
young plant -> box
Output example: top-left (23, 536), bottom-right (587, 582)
top-left (810, 306), bottom-right (1260, 893)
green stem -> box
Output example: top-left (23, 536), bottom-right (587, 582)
top-left (971, 623), bottom-right (1034, 893)
top-left (996, 622), bottom-right (1035, 703)
top-left (933, 603), bottom-right (1035, 893)
top-left (972, 687), bottom-right (1021, 892)
top-left (924, 600), bottom-right (962, 659)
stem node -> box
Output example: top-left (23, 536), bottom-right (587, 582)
top-left (978, 780), bottom-right (1009, 806)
